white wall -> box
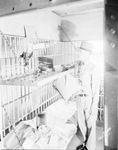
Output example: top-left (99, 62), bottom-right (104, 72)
top-left (60, 11), bottom-right (103, 41)
top-left (0, 9), bottom-right (103, 41)
top-left (0, 9), bottom-right (61, 40)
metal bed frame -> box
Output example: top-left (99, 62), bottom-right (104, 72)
top-left (0, 34), bottom-right (104, 149)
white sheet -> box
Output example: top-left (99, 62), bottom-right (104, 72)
top-left (4, 99), bottom-right (77, 149)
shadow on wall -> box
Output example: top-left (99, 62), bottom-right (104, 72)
top-left (58, 20), bottom-right (78, 42)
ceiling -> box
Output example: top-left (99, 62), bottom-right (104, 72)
top-left (0, 0), bottom-right (104, 17)
top-left (51, 0), bottom-right (104, 17)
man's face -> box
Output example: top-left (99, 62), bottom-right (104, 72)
top-left (79, 49), bottom-right (91, 62)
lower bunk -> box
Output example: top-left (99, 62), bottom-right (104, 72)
top-left (3, 99), bottom-right (78, 149)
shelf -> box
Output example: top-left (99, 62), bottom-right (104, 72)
top-left (0, 69), bottom-right (74, 87)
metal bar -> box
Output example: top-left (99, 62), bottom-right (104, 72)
top-left (4, 35), bottom-right (7, 58)
top-left (29, 87), bottom-right (32, 120)
top-left (16, 87), bottom-right (20, 122)
top-left (0, 103), bottom-right (3, 148)
top-left (6, 86), bottom-right (11, 132)
top-left (24, 87), bottom-right (26, 121)
top-left (12, 87), bottom-right (15, 126)
top-left (0, 86), bottom-right (3, 144)
top-left (20, 87), bottom-right (23, 120)
top-left (2, 105), bottom-right (5, 137)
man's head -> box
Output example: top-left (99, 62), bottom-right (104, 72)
top-left (77, 41), bottom-right (93, 63)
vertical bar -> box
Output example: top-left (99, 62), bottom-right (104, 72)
top-left (6, 86), bottom-right (10, 132)
top-left (4, 35), bottom-right (7, 58)
top-left (10, 46), bottom-right (13, 78)
top-left (2, 103), bottom-right (5, 137)
top-left (8, 86), bottom-right (12, 130)
top-left (4, 58), bottom-right (7, 78)
top-left (11, 87), bottom-right (15, 127)
top-left (25, 87), bottom-right (28, 120)
top-left (20, 87), bottom-right (23, 121)
top-left (28, 87), bottom-right (31, 120)
top-left (31, 55), bottom-right (34, 71)
top-left (45, 84), bottom-right (47, 104)
top-left (30, 57), bottom-right (33, 73)
top-left (0, 98), bottom-right (4, 149)
top-left (16, 87), bottom-right (19, 123)
top-left (21, 38), bottom-right (25, 75)
top-left (26, 87), bottom-right (30, 118)
top-left (23, 87), bottom-right (25, 120)
top-left (0, 85), bottom-right (4, 147)
top-left (7, 58), bottom-right (10, 78)
top-left (24, 87), bottom-right (26, 120)
top-left (31, 87), bottom-right (34, 118)
top-left (1, 58), bottom-right (5, 79)
top-left (46, 84), bottom-right (50, 108)
top-left (40, 86), bottom-right (43, 113)
top-left (4, 86), bottom-right (9, 131)
top-left (12, 57), bottom-right (16, 77)
top-left (10, 36), bottom-right (13, 58)
top-left (17, 38), bottom-right (21, 75)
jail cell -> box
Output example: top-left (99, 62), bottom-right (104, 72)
top-left (0, 34), bottom-right (104, 148)
top-left (0, 33), bottom-right (78, 147)
top-left (0, 83), bottom-right (61, 137)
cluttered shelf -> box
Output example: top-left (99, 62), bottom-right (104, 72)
top-left (0, 65), bottom-right (74, 87)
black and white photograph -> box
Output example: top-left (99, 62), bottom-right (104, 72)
top-left (0, 0), bottom-right (117, 150)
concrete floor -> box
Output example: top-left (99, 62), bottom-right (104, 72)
top-left (66, 121), bottom-right (104, 150)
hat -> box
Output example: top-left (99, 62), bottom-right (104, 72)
top-left (80, 41), bottom-right (93, 52)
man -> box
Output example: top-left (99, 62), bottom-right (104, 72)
top-left (77, 41), bottom-right (100, 150)
top-left (73, 41), bottom-right (100, 150)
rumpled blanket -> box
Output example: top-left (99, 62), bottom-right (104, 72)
top-left (3, 99), bottom-right (77, 149)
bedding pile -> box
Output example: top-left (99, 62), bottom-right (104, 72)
top-left (4, 99), bottom-right (77, 149)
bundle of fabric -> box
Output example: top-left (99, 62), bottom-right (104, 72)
top-left (3, 99), bottom-right (77, 149)
top-left (4, 121), bottom-right (34, 149)
top-left (45, 99), bottom-right (77, 128)
top-left (29, 124), bottom-right (77, 149)
top-left (53, 74), bottom-right (82, 102)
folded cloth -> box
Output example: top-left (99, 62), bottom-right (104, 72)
top-left (53, 124), bottom-right (77, 142)
top-left (45, 99), bottom-right (77, 128)
top-left (53, 74), bottom-right (81, 102)
top-left (22, 138), bottom-right (34, 149)
top-left (35, 123), bottom-right (76, 149)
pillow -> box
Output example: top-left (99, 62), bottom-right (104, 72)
top-left (53, 74), bottom-right (81, 101)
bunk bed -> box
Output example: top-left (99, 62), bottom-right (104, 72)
top-left (0, 32), bottom-right (104, 149)
top-left (0, 33), bottom-right (80, 149)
